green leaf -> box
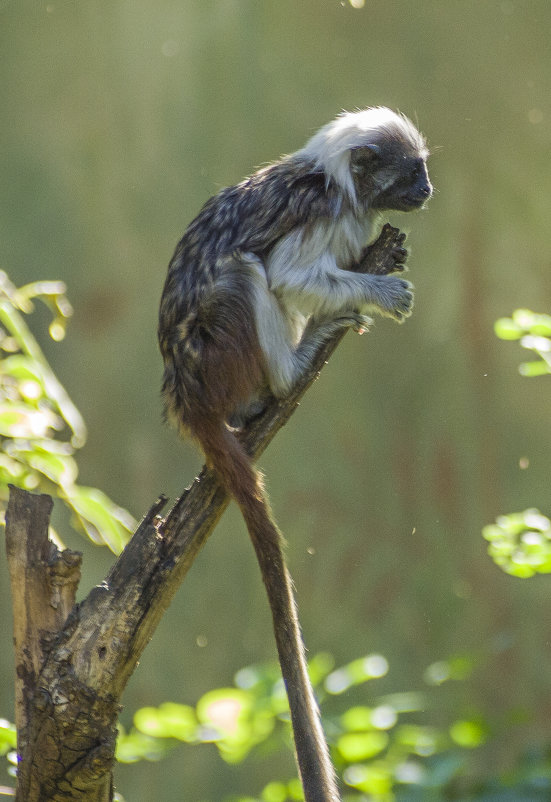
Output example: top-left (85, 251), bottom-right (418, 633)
top-left (449, 719), bottom-right (487, 748)
top-left (1, 354), bottom-right (46, 398)
top-left (494, 317), bottom-right (523, 340)
top-left (0, 403), bottom-right (61, 439)
top-left (337, 730), bottom-right (388, 761)
top-left (325, 654), bottom-right (389, 694)
top-left (343, 762), bottom-right (393, 795)
top-left (483, 510), bottom-right (551, 577)
top-left (519, 360), bottom-right (550, 377)
top-left (0, 719), bottom-right (16, 755)
top-left (63, 485), bottom-right (135, 552)
top-left (261, 782), bottom-right (288, 802)
top-left (307, 652), bottom-right (335, 686)
top-left (341, 706), bottom-right (374, 732)
top-left (512, 308), bottom-right (536, 328)
top-left (531, 317), bottom-right (551, 336)
top-left (134, 703), bottom-right (197, 742)
top-left (196, 687), bottom-right (274, 763)
top-left (395, 724), bottom-right (440, 755)
top-left (27, 449), bottom-right (78, 486)
top-left (116, 727), bottom-right (172, 763)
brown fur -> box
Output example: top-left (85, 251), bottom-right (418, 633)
top-left (191, 413), bottom-right (339, 802)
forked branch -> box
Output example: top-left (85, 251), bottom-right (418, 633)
top-left (5, 223), bottom-right (406, 801)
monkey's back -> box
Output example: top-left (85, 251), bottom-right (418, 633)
top-left (158, 157), bottom-right (341, 430)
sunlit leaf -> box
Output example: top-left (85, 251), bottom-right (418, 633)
top-left (261, 781), bottom-right (287, 802)
top-left (449, 719), bottom-right (487, 748)
top-left (0, 453), bottom-right (25, 482)
top-left (116, 727), bottom-right (172, 763)
top-left (512, 309), bottom-right (536, 328)
top-left (325, 654), bottom-right (388, 694)
top-left (197, 689), bottom-right (252, 736)
top-left (483, 509), bottom-right (551, 577)
top-left (134, 703), bottom-right (197, 741)
top-left (196, 687), bottom-right (274, 763)
top-left (494, 317), bottom-right (523, 340)
top-left (425, 656), bottom-right (473, 686)
top-left (0, 720), bottom-right (16, 755)
top-left (0, 404), bottom-right (61, 439)
top-left (337, 730), bottom-right (388, 761)
top-left (395, 725), bottom-right (440, 756)
top-left (286, 778), bottom-right (303, 799)
top-left (341, 706), bottom-right (374, 732)
top-left (1, 354), bottom-right (46, 390)
top-left (26, 449), bottom-right (78, 486)
top-left (519, 360), bottom-right (550, 377)
top-left (307, 652), bottom-right (334, 686)
top-left (344, 762), bottom-right (393, 795)
top-left (64, 485), bottom-right (135, 552)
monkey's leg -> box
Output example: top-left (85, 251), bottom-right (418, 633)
top-left (251, 278), bottom-right (367, 398)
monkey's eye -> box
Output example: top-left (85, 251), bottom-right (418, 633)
top-left (410, 163), bottom-right (422, 180)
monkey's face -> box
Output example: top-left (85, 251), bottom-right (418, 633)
top-left (379, 157), bottom-right (432, 212)
top-left (351, 146), bottom-right (432, 213)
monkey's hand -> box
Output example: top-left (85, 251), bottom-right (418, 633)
top-left (352, 223), bottom-right (408, 275)
top-left (367, 274), bottom-right (414, 322)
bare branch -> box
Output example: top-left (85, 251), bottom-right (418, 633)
top-left (4, 224), bottom-right (407, 801)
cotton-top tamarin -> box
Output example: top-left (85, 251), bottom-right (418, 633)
top-left (159, 107), bottom-right (431, 802)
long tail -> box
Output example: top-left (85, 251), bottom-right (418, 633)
top-left (192, 416), bottom-right (341, 802)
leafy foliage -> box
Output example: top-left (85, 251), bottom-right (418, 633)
top-left (4, 648), bottom-right (551, 800)
top-left (484, 310), bottom-right (551, 576)
top-left (494, 309), bottom-right (551, 377)
top-left (114, 650), bottom-right (551, 801)
top-left (116, 652), bottom-right (491, 800)
top-left (483, 510), bottom-right (551, 578)
top-left (0, 271), bottom-right (136, 552)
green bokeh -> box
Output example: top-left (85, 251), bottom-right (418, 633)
top-left (2, 1), bottom-right (551, 799)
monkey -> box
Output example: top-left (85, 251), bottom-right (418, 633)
top-left (158, 107), bottom-right (431, 802)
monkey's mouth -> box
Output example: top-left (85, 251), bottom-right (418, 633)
top-left (397, 193), bottom-right (430, 210)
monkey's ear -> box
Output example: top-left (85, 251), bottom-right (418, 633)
top-left (350, 143), bottom-right (381, 173)
top-left (351, 143), bottom-right (380, 156)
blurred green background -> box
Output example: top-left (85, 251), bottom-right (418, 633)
top-left (2, 0), bottom-right (551, 799)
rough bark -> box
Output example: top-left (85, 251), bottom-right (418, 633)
top-left (4, 224), bottom-right (406, 801)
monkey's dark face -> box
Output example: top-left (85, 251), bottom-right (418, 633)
top-left (377, 156), bottom-right (432, 212)
top-left (351, 145), bottom-right (432, 213)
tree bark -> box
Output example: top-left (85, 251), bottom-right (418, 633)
top-left (4, 225), bottom-right (407, 801)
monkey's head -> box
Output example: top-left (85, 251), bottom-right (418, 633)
top-left (301, 107), bottom-right (432, 212)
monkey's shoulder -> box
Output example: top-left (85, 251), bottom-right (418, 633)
top-left (243, 157), bottom-right (345, 227)
top-left (180, 158), bottom-right (344, 256)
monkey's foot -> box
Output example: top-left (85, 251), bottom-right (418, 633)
top-left (327, 313), bottom-right (373, 335)
top-left (227, 395), bottom-right (270, 429)
top-left (351, 314), bottom-right (372, 334)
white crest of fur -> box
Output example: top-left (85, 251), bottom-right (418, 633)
top-left (300, 106), bottom-right (427, 203)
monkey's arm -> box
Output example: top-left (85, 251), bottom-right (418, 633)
top-left (267, 230), bottom-right (413, 323)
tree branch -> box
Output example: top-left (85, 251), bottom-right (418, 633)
top-left (5, 224), bottom-right (407, 801)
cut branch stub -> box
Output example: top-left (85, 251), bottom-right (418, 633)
top-left (5, 486), bottom-right (82, 755)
